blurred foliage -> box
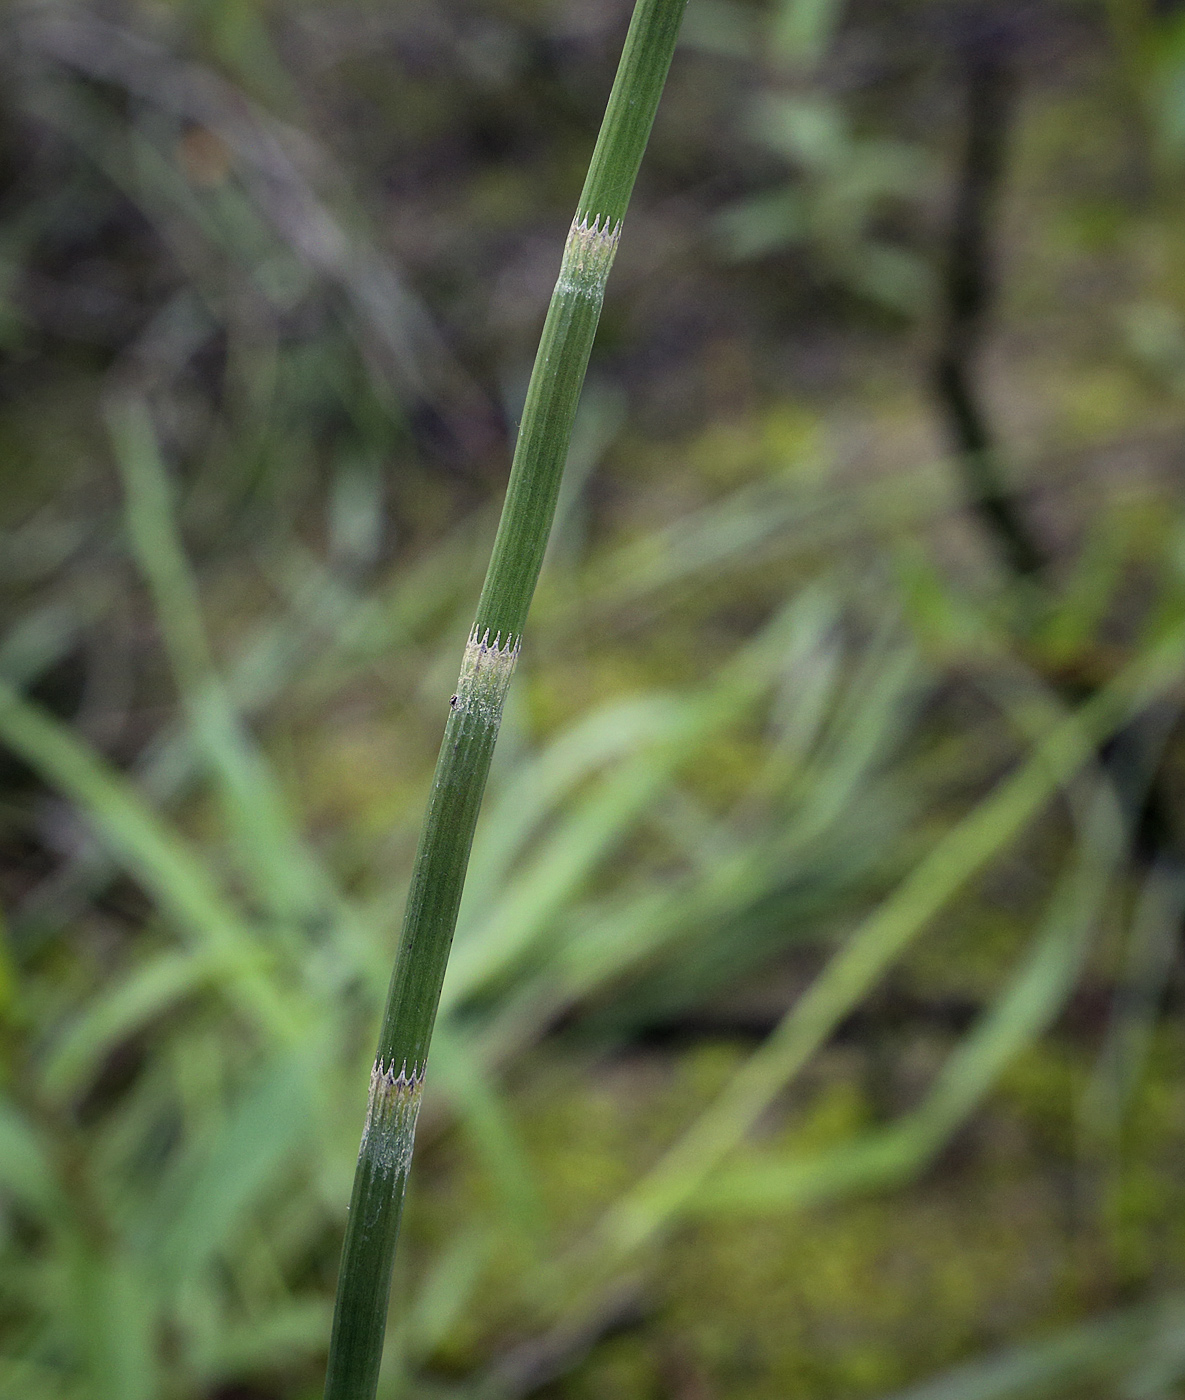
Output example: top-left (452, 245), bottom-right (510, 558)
top-left (3, 1), bottom-right (1185, 1399)
top-left (705, 0), bottom-right (933, 312)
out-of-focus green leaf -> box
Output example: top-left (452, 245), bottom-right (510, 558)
top-left (697, 775), bottom-right (1123, 1212)
top-left (0, 1096), bottom-right (56, 1213)
top-left (41, 949), bottom-right (218, 1104)
top-left (0, 679), bottom-right (295, 1041)
top-left (140, 1047), bottom-right (315, 1295)
top-left (586, 618), bottom-right (1185, 1269)
top-left (67, 1246), bottom-right (157, 1400)
top-left (882, 1294), bottom-right (1185, 1400)
top-left (109, 399), bottom-right (330, 930)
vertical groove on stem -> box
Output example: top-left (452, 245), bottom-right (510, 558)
top-left (323, 3), bottom-right (686, 1396)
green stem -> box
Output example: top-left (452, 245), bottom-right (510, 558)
top-left (323, 4), bottom-right (686, 1396)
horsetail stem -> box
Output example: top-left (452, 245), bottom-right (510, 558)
top-left (323, 3), bottom-right (686, 1395)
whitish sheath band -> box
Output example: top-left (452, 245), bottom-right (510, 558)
top-left (452, 627), bottom-right (520, 726)
top-left (556, 214), bottom-right (622, 300)
top-left (361, 1060), bottom-right (424, 1180)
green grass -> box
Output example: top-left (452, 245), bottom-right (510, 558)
top-left (4, 404), bottom-right (1185, 1396)
top-left (4, 3), bottom-right (1185, 1399)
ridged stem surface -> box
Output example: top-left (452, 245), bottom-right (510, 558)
top-left (323, 3), bottom-right (686, 1396)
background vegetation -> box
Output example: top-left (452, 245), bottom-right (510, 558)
top-left (4, 0), bottom-right (1185, 1397)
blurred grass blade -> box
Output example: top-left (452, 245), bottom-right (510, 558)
top-left (19, 515), bottom-right (473, 964)
top-left (41, 949), bottom-right (219, 1104)
top-left (0, 599), bottom-right (94, 690)
top-left (429, 1025), bottom-right (542, 1230)
top-left (1081, 854), bottom-right (1185, 1144)
top-left (142, 1048), bottom-right (315, 1295)
top-left (882, 1295), bottom-right (1185, 1400)
top-left (24, 7), bottom-right (498, 447)
top-left (0, 678), bottom-right (293, 1040)
top-left (403, 1228), bottom-right (492, 1365)
top-left (0, 1097), bottom-right (56, 1213)
top-left (444, 595), bottom-right (835, 1012)
top-left (68, 1246), bottom-right (157, 1400)
top-left (586, 619), bottom-right (1185, 1268)
top-left (697, 775), bottom-right (1123, 1212)
top-left (108, 398), bottom-right (328, 929)
top-left (191, 1299), bottom-right (336, 1387)
top-left (458, 695), bottom-right (679, 921)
